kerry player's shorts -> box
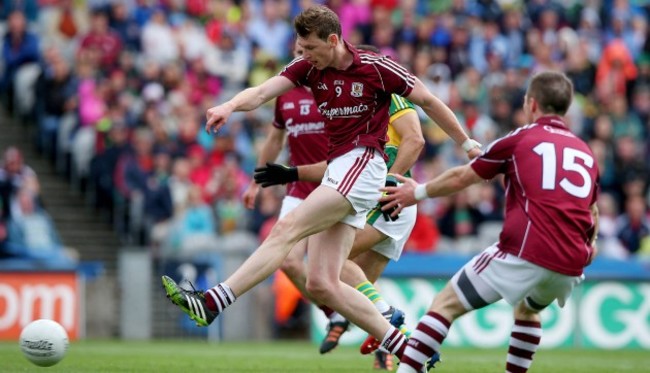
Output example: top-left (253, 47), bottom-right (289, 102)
top-left (366, 203), bottom-right (417, 261)
top-left (321, 147), bottom-right (386, 230)
top-left (451, 244), bottom-right (584, 311)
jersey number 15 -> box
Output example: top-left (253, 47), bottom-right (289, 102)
top-left (533, 142), bottom-right (594, 199)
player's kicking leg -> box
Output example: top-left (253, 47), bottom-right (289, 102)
top-left (162, 185), bottom-right (353, 326)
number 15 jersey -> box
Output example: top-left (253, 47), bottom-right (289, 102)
top-left (470, 115), bottom-right (600, 276)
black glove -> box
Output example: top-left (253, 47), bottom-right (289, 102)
top-left (379, 174), bottom-right (399, 222)
top-left (254, 162), bottom-right (299, 187)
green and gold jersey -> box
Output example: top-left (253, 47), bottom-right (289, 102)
top-left (385, 94), bottom-right (417, 177)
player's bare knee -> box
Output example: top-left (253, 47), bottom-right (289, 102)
top-left (431, 285), bottom-right (467, 322)
top-left (305, 276), bottom-right (335, 303)
top-left (280, 256), bottom-right (302, 278)
top-left (269, 216), bottom-right (302, 246)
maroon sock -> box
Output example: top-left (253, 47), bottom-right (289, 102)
top-left (506, 319), bottom-right (542, 373)
top-left (204, 283), bottom-right (236, 313)
top-left (204, 291), bottom-right (218, 312)
top-left (319, 305), bottom-right (335, 318)
top-left (400, 311), bottom-right (451, 372)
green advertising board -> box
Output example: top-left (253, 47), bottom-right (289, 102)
top-left (311, 279), bottom-right (650, 349)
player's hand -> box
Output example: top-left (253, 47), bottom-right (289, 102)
top-left (463, 139), bottom-right (482, 160)
top-left (254, 162), bottom-right (299, 187)
top-left (379, 174), bottom-right (419, 218)
top-left (242, 181), bottom-right (260, 209)
top-left (205, 103), bottom-right (234, 134)
top-left (379, 174), bottom-right (400, 221)
top-left (467, 147), bottom-right (482, 160)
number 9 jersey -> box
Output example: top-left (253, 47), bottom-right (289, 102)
top-left (469, 115), bottom-right (600, 276)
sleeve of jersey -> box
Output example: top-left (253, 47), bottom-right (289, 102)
top-left (374, 57), bottom-right (416, 97)
top-left (470, 132), bottom-right (519, 180)
top-left (389, 94), bottom-right (416, 122)
top-left (279, 57), bottom-right (311, 87)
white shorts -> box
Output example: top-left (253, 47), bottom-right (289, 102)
top-left (451, 244), bottom-right (584, 311)
top-left (279, 195), bottom-right (303, 219)
top-left (321, 147), bottom-right (386, 230)
top-left (367, 204), bottom-right (417, 261)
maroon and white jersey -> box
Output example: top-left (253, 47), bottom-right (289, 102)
top-left (274, 86), bottom-right (328, 199)
top-left (280, 42), bottom-right (415, 161)
top-left (470, 116), bottom-right (600, 276)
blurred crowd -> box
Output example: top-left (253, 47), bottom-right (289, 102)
top-left (0, 0), bottom-right (649, 264)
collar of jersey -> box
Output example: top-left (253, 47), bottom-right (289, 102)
top-left (535, 115), bottom-right (566, 128)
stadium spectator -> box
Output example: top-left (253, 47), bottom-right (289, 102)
top-left (142, 148), bottom-right (173, 241)
top-left (204, 28), bottom-right (251, 99)
top-left (35, 49), bottom-right (77, 160)
top-left (88, 121), bottom-right (132, 216)
top-left (0, 147), bottom-right (39, 220)
top-left (436, 190), bottom-right (484, 241)
top-left (163, 185), bottom-right (217, 257)
top-left (78, 9), bottom-right (122, 70)
top-left (38, 0), bottom-right (89, 62)
top-left (114, 127), bottom-right (155, 242)
top-left (608, 95), bottom-right (644, 141)
top-left (1, 10), bottom-right (40, 115)
top-left (148, 156), bottom-right (192, 250)
top-left (616, 194), bottom-right (650, 256)
top-left (109, 2), bottom-right (141, 52)
top-left (140, 7), bottom-right (179, 65)
top-left (71, 70), bottom-right (110, 181)
top-left (595, 39), bottom-right (638, 103)
top-left (457, 98), bottom-right (497, 146)
top-left (213, 155), bottom-right (250, 234)
top-left (596, 192), bottom-right (629, 259)
top-left (185, 57), bottom-right (221, 106)
top-left (246, 0), bottom-right (293, 61)
top-left (468, 17), bottom-right (507, 75)
top-left (5, 188), bottom-right (76, 266)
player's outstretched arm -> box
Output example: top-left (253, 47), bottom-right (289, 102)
top-left (406, 78), bottom-right (481, 158)
top-left (243, 126), bottom-right (287, 208)
top-left (379, 164), bottom-right (483, 217)
top-left (206, 76), bottom-right (295, 134)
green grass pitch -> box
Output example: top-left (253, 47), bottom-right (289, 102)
top-left (1, 340), bottom-right (648, 372)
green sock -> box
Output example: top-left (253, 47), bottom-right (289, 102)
top-left (399, 324), bottom-right (412, 337)
top-left (355, 281), bottom-right (390, 314)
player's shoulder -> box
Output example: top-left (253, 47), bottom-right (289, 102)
top-left (511, 123), bottom-right (539, 136)
top-left (281, 56), bottom-right (313, 74)
top-left (358, 52), bottom-right (403, 70)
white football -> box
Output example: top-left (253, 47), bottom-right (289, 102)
top-left (19, 319), bottom-right (69, 367)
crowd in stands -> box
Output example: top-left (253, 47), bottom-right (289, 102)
top-left (1, 0), bottom-right (649, 263)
